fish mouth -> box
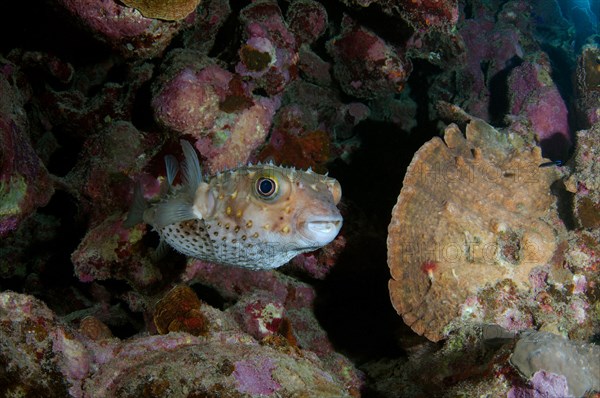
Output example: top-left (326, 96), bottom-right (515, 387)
top-left (302, 216), bottom-right (343, 245)
top-left (307, 220), bottom-right (341, 235)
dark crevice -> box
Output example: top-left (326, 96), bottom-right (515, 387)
top-left (487, 55), bottom-right (523, 126)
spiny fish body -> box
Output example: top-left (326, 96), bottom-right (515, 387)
top-left (126, 141), bottom-right (343, 270)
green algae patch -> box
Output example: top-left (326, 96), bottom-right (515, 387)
top-left (0, 176), bottom-right (27, 217)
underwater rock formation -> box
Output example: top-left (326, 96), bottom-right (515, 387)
top-left (510, 330), bottom-right (600, 397)
top-left (338, 0), bottom-right (458, 31)
top-left (54, 0), bottom-right (190, 59)
top-left (71, 214), bottom-right (163, 290)
top-left (0, 290), bottom-right (354, 397)
top-left (286, 0), bottom-right (328, 46)
top-left (237, 0), bottom-right (299, 95)
top-left (507, 53), bottom-right (571, 160)
top-left (575, 44), bottom-right (600, 127)
top-left (0, 61), bottom-right (54, 237)
top-left (327, 16), bottom-right (412, 99)
top-left (387, 117), bottom-right (564, 342)
top-left (152, 56), bottom-right (280, 173)
top-left (566, 121), bottom-right (600, 230)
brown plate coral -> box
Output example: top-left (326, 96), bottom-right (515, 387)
top-left (387, 119), bottom-right (563, 342)
top-left (120, 0), bottom-right (201, 21)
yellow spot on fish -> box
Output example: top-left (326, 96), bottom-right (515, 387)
top-left (246, 220), bottom-right (253, 228)
top-left (310, 183), bottom-right (318, 191)
top-left (263, 224), bottom-right (270, 230)
top-left (282, 225), bottom-right (290, 233)
top-left (252, 232), bottom-right (259, 238)
top-left (234, 226), bottom-right (240, 233)
top-left (284, 206), bottom-right (291, 214)
top-left (225, 223), bottom-right (230, 230)
top-left (236, 209), bottom-right (243, 218)
top-left (230, 191), bottom-right (238, 199)
top-left (226, 206), bottom-right (232, 215)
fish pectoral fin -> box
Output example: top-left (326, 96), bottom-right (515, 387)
top-left (164, 154), bottom-right (180, 187)
top-left (151, 240), bottom-right (171, 262)
top-left (153, 198), bottom-right (198, 229)
top-left (123, 182), bottom-right (147, 228)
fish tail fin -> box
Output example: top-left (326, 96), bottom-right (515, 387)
top-left (124, 182), bottom-right (148, 228)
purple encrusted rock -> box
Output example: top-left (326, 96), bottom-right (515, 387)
top-left (507, 54), bottom-right (571, 159)
top-left (237, 0), bottom-right (299, 95)
top-left (286, 0), bottom-right (329, 46)
top-left (326, 16), bottom-right (412, 99)
top-left (54, 0), bottom-right (191, 59)
top-left (0, 62), bottom-right (54, 237)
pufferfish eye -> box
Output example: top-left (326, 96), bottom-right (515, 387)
top-left (256, 177), bottom-right (278, 198)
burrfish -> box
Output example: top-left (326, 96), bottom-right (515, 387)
top-left (125, 141), bottom-right (343, 269)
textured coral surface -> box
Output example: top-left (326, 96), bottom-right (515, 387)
top-left (0, 0), bottom-right (598, 397)
top-left (388, 118), bottom-right (565, 342)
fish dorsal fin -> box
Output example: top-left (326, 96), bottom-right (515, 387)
top-left (164, 154), bottom-right (179, 187)
top-left (152, 197), bottom-right (197, 229)
top-left (180, 140), bottom-right (203, 199)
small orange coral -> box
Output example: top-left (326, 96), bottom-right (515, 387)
top-left (79, 316), bottom-right (113, 340)
top-left (387, 119), bottom-right (564, 341)
top-left (120, 0), bottom-right (201, 21)
top-left (153, 285), bottom-right (208, 336)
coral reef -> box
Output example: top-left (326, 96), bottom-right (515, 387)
top-left (0, 0), bottom-right (599, 396)
top-left (387, 117), bottom-right (565, 342)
